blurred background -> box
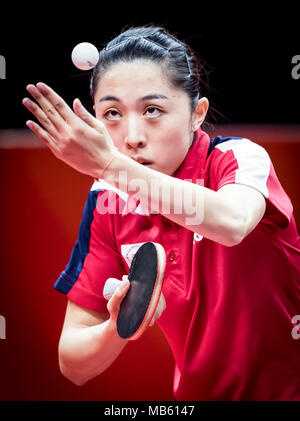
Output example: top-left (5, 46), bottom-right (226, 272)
top-left (0, 6), bottom-right (299, 401)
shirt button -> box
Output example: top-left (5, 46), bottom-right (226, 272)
top-left (169, 251), bottom-right (176, 262)
top-left (164, 221), bottom-right (172, 232)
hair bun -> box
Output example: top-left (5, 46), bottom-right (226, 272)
top-left (71, 42), bottom-right (99, 71)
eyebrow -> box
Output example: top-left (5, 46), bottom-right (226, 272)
top-left (98, 93), bottom-right (170, 102)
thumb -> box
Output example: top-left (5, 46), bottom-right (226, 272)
top-left (73, 98), bottom-right (106, 133)
top-left (107, 277), bottom-right (130, 322)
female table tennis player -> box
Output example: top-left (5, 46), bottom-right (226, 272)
top-left (22, 26), bottom-right (300, 400)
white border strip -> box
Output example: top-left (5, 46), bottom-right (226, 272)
top-left (0, 130), bottom-right (46, 149)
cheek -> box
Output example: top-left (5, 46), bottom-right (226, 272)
top-left (154, 129), bottom-right (191, 173)
top-left (161, 124), bottom-right (191, 152)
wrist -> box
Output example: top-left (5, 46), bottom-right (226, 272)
top-left (100, 154), bottom-right (117, 179)
top-left (96, 150), bottom-right (132, 182)
top-left (93, 150), bottom-right (118, 180)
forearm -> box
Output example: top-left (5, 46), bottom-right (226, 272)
top-left (59, 318), bottom-right (129, 385)
top-left (100, 152), bottom-right (246, 246)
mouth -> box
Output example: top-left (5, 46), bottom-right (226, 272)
top-left (131, 157), bottom-right (153, 166)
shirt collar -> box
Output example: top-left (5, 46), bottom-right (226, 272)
top-left (172, 128), bottom-right (211, 182)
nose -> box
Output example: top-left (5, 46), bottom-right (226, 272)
top-left (124, 115), bottom-right (146, 149)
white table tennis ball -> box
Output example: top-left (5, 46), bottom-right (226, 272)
top-left (71, 42), bottom-right (99, 70)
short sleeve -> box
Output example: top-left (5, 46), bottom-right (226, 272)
top-left (54, 185), bottom-right (126, 314)
top-left (209, 137), bottom-right (293, 228)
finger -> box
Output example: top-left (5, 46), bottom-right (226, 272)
top-left (149, 293), bottom-right (166, 327)
top-left (149, 317), bottom-right (155, 327)
top-left (23, 97), bottom-right (59, 139)
top-left (107, 279), bottom-right (130, 320)
top-left (73, 98), bottom-right (108, 133)
top-left (26, 84), bottom-right (69, 131)
top-left (26, 119), bottom-right (59, 152)
top-left (73, 99), bottom-right (116, 150)
top-left (157, 292), bottom-right (166, 316)
top-left (36, 82), bottom-right (76, 124)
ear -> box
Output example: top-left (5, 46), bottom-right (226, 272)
top-left (191, 97), bottom-right (209, 132)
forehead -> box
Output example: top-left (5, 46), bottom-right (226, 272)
top-left (95, 59), bottom-right (174, 97)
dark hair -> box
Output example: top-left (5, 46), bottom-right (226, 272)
top-left (90, 26), bottom-right (205, 112)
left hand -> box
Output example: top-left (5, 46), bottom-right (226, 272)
top-left (22, 82), bottom-right (117, 178)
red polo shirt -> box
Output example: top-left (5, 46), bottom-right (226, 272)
top-left (55, 129), bottom-right (300, 400)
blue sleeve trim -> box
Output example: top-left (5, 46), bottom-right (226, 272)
top-left (207, 136), bottom-right (243, 158)
top-left (54, 189), bottom-right (103, 295)
top-left (54, 272), bottom-right (76, 294)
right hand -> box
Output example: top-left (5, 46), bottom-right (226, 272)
top-left (105, 275), bottom-right (166, 328)
top-left (22, 82), bottom-right (117, 178)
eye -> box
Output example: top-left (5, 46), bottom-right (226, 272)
top-left (104, 109), bottom-right (121, 120)
top-left (144, 106), bottom-right (162, 118)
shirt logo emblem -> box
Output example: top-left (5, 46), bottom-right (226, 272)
top-left (193, 233), bottom-right (203, 244)
top-left (121, 242), bottom-right (146, 268)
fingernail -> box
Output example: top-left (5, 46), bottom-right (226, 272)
top-left (36, 82), bottom-right (47, 93)
top-left (75, 98), bottom-right (83, 111)
top-left (26, 84), bottom-right (36, 94)
top-left (22, 98), bottom-right (32, 108)
top-left (26, 120), bottom-right (34, 129)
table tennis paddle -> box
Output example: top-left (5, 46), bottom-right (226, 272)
top-left (103, 242), bottom-right (166, 340)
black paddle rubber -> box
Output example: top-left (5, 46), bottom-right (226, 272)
top-left (117, 242), bottom-right (166, 340)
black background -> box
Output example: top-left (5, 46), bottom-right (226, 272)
top-left (0, 6), bottom-right (299, 129)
